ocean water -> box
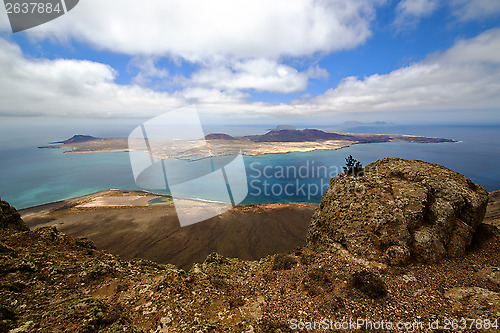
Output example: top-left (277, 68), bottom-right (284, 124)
top-left (0, 123), bottom-right (499, 209)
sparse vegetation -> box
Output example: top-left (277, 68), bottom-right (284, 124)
top-left (343, 155), bottom-right (364, 177)
top-left (210, 275), bottom-right (227, 289)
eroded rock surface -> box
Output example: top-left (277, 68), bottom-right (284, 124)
top-left (445, 287), bottom-right (500, 318)
top-left (308, 158), bottom-right (489, 265)
top-left (0, 200), bottom-right (29, 232)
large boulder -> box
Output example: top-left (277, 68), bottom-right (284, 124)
top-left (307, 158), bottom-right (489, 265)
top-left (0, 200), bottom-right (29, 232)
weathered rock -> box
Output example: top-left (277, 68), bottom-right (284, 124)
top-left (477, 267), bottom-right (500, 286)
top-left (445, 287), bottom-right (500, 318)
top-left (384, 244), bottom-right (411, 266)
top-left (0, 201), bottom-right (29, 232)
top-left (307, 158), bottom-right (489, 264)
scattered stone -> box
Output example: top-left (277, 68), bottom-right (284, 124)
top-left (271, 254), bottom-right (297, 271)
top-left (75, 237), bottom-right (96, 250)
top-left (445, 287), bottom-right (500, 317)
top-left (240, 296), bottom-right (266, 321)
top-left (402, 274), bottom-right (417, 283)
top-left (384, 244), bottom-right (411, 266)
top-left (477, 267), bottom-right (500, 285)
top-left (8, 320), bottom-right (33, 333)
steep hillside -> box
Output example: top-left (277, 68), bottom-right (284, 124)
top-left (22, 197), bottom-right (315, 270)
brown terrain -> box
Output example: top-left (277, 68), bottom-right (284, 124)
top-left (20, 191), bottom-right (316, 270)
top-left (1, 158), bottom-right (499, 332)
top-left (486, 190), bottom-right (500, 230)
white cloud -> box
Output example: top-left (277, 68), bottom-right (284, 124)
top-left (190, 59), bottom-right (309, 93)
top-left (129, 57), bottom-right (170, 87)
top-left (449, 0), bottom-right (500, 21)
top-left (1, 0), bottom-right (380, 95)
top-left (0, 38), bottom-right (184, 117)
top-left (1, 29), bottom-right (499, 121)
top-left (130, 58), bottom-right (327, 94)
top-left (307, 65), bottom-right (330, 81)
top-left (394, 0), bottom-right (439, 28)
top-left (307, 28), bottom-right (500, 113)
top-left (12, 0), bottom-right (378, 61)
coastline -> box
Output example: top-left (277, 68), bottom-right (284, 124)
top-left (42, 139), bottom-right (456, 157)
top-left (38, 129), bottom-right (456, 158)
top-left (18, 188), bottom-right (316, 217)
top-left (16, 188), bottom-right (500, 272)
top-left (46, 140), bottom-right (356, 157)
top-left (19, 189), bottom-right (318, 269)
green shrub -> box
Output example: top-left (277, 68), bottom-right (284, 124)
top-left (343, 155), bottom-right (364, 177)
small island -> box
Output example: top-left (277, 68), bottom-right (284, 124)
top-left (39, 129), bottom-right (456, 159)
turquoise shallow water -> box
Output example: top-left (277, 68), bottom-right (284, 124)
top-left (0, 124), bottom-right (499, 209)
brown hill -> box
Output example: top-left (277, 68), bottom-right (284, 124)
top-left (204, 133), bottom-right (236, 140)
top-left (245, 129), bottom-right (351, 142)
top-left (52, 134), bottom-right (99, 144)
top-left (21, 193), bottom-right (315, 270)
top-left (244, 129), bottom-right (455, 144)
top-left (3, 162), bottom-right (499, 331)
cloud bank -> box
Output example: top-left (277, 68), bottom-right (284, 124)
top-left (1, 28), bottom-right (499, 120)
top-left (12, 0), bottom-right (378, 60)
top-left (308, 28), bottom-right (500, 113)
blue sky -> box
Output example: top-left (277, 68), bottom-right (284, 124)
top-left (0, 0), bottom-right (500, 125)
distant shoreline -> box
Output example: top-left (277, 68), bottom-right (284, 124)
top-left (18, 188), bottom-right (317, 218)
top-left (39, 129), bottom-right (456, 159)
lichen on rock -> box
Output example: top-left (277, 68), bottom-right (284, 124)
top-left (0, 201), bottom-right (29, 232)
top-left (307, 157), bottom-right (489, 265)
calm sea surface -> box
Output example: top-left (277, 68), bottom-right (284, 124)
top-left (0, 123), bottom-right (499, 209)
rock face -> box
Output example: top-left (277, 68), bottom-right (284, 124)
top-left (307, 158), bottom-right (489, 265)
top-left (445, 287), bottom-right (500, 318)
top-left (0, 200), bottom-right (29, 231)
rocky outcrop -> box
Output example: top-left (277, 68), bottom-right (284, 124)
top-left (1, 194), bottom-right (499, 331)
top-left (307, 158), bottom-right (489, 265)
top-left (445, 287), bottom-right (500, 318)
top-left (477, 267), bottom-right (500, 285)
top-left (0, 201), bottom-right (29, 232)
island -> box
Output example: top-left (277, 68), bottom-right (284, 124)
top-left (39, 128), bottom-right (456, 158)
